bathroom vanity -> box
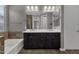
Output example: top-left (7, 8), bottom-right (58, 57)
top-left (24, 5), bottom-right (61, 49)
top-left (23, 30), bottom-right (60, 49)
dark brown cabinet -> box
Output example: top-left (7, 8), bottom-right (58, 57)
top-left (23, 33), bottom-right (60, 49)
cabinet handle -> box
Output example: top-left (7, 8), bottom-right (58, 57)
top-left (76, 30), bottom-right (79, 32)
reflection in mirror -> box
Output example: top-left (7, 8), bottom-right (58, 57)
top-left (0, 5), bottom-right (5, 32)
top-left (25, 5), bottom-right (61, 30)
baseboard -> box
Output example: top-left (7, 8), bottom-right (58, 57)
top-left (60, 48), bottom-right (66, 51)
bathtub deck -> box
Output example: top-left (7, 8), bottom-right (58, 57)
top-left (5, 39), bottom-right (23, 54)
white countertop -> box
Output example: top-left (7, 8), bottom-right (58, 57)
top-left (23, 29), bottom-right (61, 33)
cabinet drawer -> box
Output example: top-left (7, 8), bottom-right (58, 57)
top-left (41, 33), bottom-right (47, 38)
top-left (47, 33), bottom-right (60, 37)
top-left (28, 33), bottom-right (41, 36)
top-left (24, 33), bottom-right (41, 38)
top-left (47, 37), bottom-right (60, 40)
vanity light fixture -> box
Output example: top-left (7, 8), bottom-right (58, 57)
top-left (26, 6), bottom-right (38, 12)
top-left (44, 6), bottom-right (55, 12)
top-left (26, 5), bottom-right (60, 12)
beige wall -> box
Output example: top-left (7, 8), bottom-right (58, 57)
top-left (9, 5), bottom-right (26, 32)
top-left (8, 5), bottom-right (26, 39)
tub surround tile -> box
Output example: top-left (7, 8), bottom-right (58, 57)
top-left (8, 32), bottom-right (23, 39)
top-left (0, 36), bottom-right (4, 54)
top-left (0, 32), bottom-right (8, 39)
top-left (0, 32), bottom-right (23, 39)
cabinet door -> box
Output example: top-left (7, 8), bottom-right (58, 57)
top-left (46, 38), bottom-right (60, 49)
top-left (25, 33), bottom-right (41, 49)
top-left (52, 38), bottom-right (60, 49)
top-left (23, 33), bottom-right (30, 49)
top-left (28, 37), bottom-right (41, 48)
top-left (46, 33), bottom-right (60, 49)
top-left (40, 33), bottom-right (47, 48)
top-left (45, 37), bottom-right (53, 48)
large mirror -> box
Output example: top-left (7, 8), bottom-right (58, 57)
top-left (25, 5), bottom-right (61, 30)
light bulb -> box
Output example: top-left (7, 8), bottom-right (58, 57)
top-left (31, 6), bottom-right (34, 11)
top-left (52, 6), bottom-right (55, 11)
top-left (56, 6), bottom-right (60, 12)
top-left (48, 6), bottom-right (51, 10)
top-left (44, 6), bottom-right (47, 11)
top-left (26, 6), bottom-right (30, 11)
top-left (35, 6), bottom-right (38, 11)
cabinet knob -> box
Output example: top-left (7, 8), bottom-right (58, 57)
top-left (41, 39), bottom-right (43, 40)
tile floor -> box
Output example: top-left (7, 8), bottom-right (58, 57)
top-left (19, 49), bottom-right (79, 54)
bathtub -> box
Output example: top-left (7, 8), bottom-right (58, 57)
top-left (4, 39), bottom-right (23, 54)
